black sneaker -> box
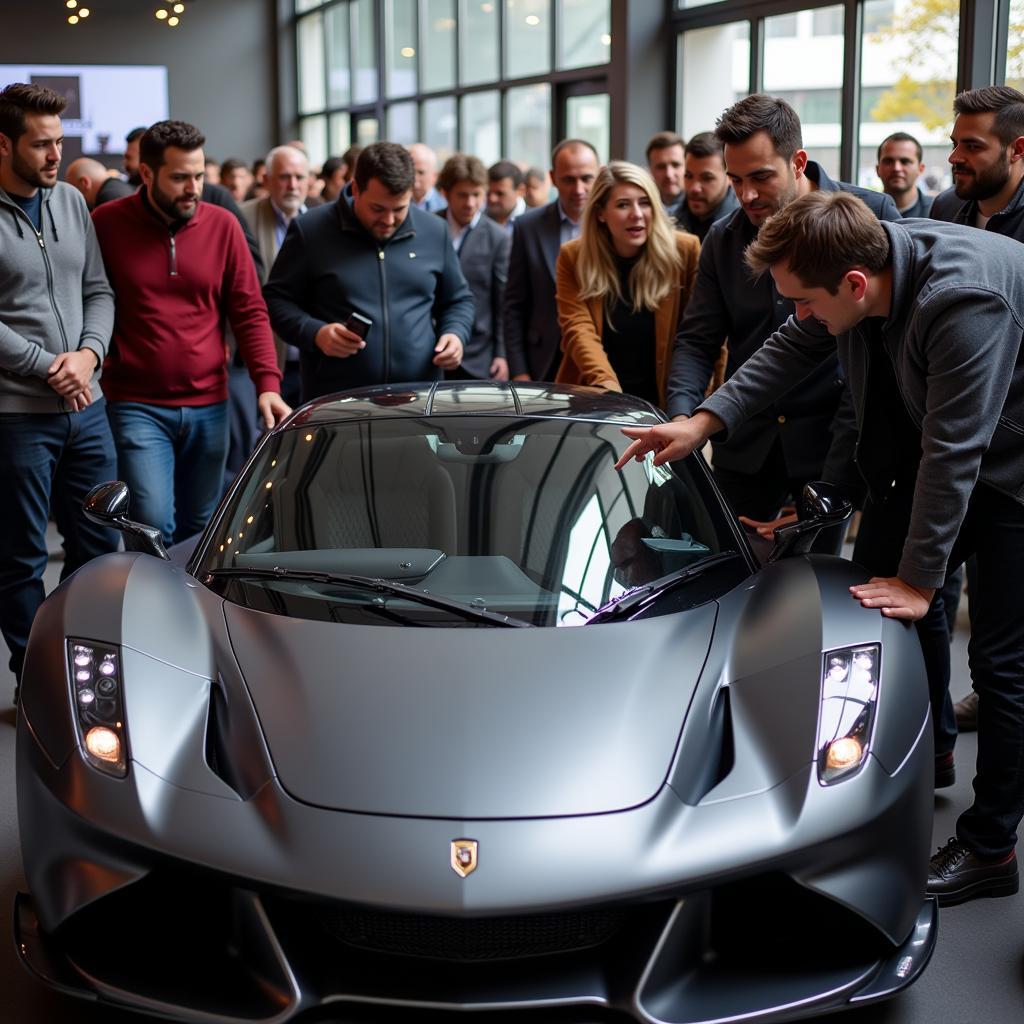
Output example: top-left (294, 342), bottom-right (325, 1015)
top-left (927, 837), bottom-right (1019, 906)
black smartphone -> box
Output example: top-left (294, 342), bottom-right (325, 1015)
top-left (344, 312), bottom-right (373, 339)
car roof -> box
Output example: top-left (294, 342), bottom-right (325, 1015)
top-left (283, 381), bottom-right (665, 430)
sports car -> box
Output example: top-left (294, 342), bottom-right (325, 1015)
top-left (15, 381), bottom-right (936, 1023)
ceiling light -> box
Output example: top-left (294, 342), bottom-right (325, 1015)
top-left (156, 8), bottom-right (168, 18)
top-left (68, 13), bottom-right (79, 22)
top-left (79, 7), bottom-right (90, 15)
top-left (525, 14), bottom-right (540, 26)
top-left (400, 46), bottom-right (415, 57)
top-left (173, 2), bottom-right (184, 11)
top-left (168, 15), bottom-right (179, 25)
top-left (66, 0), bottom-right (77, 7)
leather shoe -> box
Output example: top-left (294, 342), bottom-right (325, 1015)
top-left (954, 691), bottom-right (978, 731)
top-left (934, 751), bottom-right (955, 789)
top-left (927, 837), bottom-right (1019, 906)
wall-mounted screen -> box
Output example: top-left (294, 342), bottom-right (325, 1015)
top-left (0, 64), bottom-right (168, 168)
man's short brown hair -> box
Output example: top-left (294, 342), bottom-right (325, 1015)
top-left (645, 130), bottom-right (685, 163)
top-left (438, 153), bottom-right (487, 192)
top-left (715, 94), bottom-right (803, 161)
top-left (354, 141), bottom-right (414, 194)
top-left (141, 121), bottom-right (205, 171)
top-left (744, 191), bottom-right (890, 294)
top-left (954, 86), bottom-right (1024, 148)
top-left (0, 83), bottom-right (67, 143)
top-left (685, 131), bottom-right (725, 162)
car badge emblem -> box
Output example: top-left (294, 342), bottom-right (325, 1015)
top-left (450, 839), bottom-right (478, 878)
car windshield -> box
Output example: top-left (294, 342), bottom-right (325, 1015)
top-left (198, 415), bottom-right (745, 626)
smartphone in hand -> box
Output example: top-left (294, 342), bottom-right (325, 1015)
top-left (344, 312), bottom-right (372, 339)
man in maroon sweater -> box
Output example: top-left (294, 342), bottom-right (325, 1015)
top-left (93, 120), bottom-right (288, 544)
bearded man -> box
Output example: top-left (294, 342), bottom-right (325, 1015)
top-left (92, 120), bottom-right (289, 545)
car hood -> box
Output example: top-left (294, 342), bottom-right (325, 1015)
top-left (224, 603), bottom-right (717, 818)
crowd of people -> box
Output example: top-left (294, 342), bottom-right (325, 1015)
top-left (3, 77), bottom-right (1024, 915)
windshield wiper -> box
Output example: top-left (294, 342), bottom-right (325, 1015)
top-left (204, 566), bottom-right (534, 628)
top-left (586, 551), bottom-right (744, 625)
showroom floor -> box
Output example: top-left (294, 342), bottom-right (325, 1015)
top-left (1, 533), bottom-right (1022, 1023)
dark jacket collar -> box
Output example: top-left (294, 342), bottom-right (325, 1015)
top-left (954, 172), bottom-right (1024, 225)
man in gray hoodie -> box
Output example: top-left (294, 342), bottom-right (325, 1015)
top-left (617, 190), bottom-right (1024, 908)
top-left (0, 83), bottom-right (118, 692)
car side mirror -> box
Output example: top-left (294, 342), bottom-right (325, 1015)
top-left (767, 481), bottom-right (853, 563)
top-left (83, 481), bottom-right (170, 561)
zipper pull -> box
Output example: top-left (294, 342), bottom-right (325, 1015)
top-left (378, 250), bottom-right (385, 260)
top-left (36, 233), bottom-right (45, 250)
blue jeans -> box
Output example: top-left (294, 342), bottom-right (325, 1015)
top-left (107, 400), bottom-right (228, 546)
top-left (0, 398), bottom-right (119, 681)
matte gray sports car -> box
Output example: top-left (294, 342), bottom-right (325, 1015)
top-left (16, 382), bottom-right (936, 1023)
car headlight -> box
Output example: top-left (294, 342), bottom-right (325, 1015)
top-left (67, 639), bottom-right (128, 777)
top-left (817, 644), bottom-right (879, 785)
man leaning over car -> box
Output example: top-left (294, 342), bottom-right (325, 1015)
top-left (263, 141), bottom-right (475, 403)
top-left (616, 190), bottom-right (1024, 910)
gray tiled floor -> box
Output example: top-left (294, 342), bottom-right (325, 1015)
top-left (1, 534), bottom-right (1021, 1023)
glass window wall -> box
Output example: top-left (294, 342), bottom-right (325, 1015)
top-left (566, 93), bottom-right (610, 164)
top-left (325, 4), bottom-right (350, 108)
top-left (422, 0), bottom-right (457, 92)
top-left (763, 7), bottom-right (845, 179)
top-left (423, 96), bottom-right (458, 162)
top-left (298, 12), bottom-right (326, 116)
top-left (385, 0), bottom-right (417, 98)
top-left (296, 0), bottom-right (612, 170)
top-left (461, 91), bottom-right (501, 166)
top-left (560, 0), bottom-right (611, 70)
top-left (678, 22), bottom-right (749, 143)
top-left (506, 0), bottom-right (551, 80)
top-left (352, 0), bottom-right (378, 104)
top-left (387, 101), bottom-right (418, 144)
top-left (1006, 0), bottom-right (1023, 91)
top-left (507, 83), bottom-right (551, 169)
top-left (461, 0), bottom-right (500, 86)
top-left (300, 115), bottom-right (328, 167)
top-left (858, 0), bottom-right (960, 191)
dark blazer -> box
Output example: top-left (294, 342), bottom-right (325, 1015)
top-left (439, 211), bottom-right (512, 378)
top-left (666, 161), bottom-right (899, 479)
top-left (503, 201), bottom-right (564, 380)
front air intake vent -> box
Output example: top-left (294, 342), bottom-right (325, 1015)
top-left (318, 907), bottom-right (627, 962)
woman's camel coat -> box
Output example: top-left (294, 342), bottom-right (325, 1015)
top-left (554, 231), bottom-right (701, 409)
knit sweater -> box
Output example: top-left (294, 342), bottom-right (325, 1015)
top-left (92, 190), bottom-right (280, 405)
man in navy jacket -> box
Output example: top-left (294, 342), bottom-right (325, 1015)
top-left (264, 142), bottom-right (474, 403)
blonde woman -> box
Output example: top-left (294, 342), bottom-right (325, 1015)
top-left (555, 161), bottom-right (700, 409)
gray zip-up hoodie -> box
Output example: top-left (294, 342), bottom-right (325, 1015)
top-left (0, 181), bottom-right (114, 412)
top-left (699, 218), bottom-right (1024, 590)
